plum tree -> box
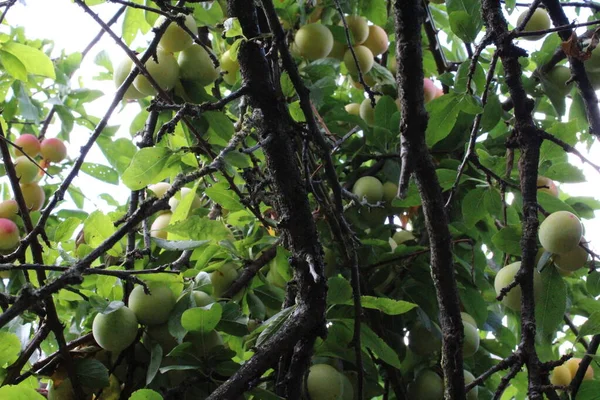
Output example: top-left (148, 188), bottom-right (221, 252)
top-left (538, 211), bottom-right (583, 254)
top-left (133, 49), bottom-right (179, 96)
top-left (359, 98), bottom-right (376, 125)
top-left (407, 369), bottom-right (444, 400)
top-left (92, 305), bottom-right (139, 352)
top-left (494, 261), bottom-right (542, 312)
top-left (14, 134), bottom-right (40, 157)
top-left (344, 103), bottom-right (360, 116)
top-left (464, 370), bottom-right (478, 400)
top-left (19, 182), bottom-right (45, 211)
top-left (178, 45), bottom-right (219, 87)
top-left (554, 244), bottom-right (588, 272)
top-left (294, 23), bottom-right (334, 61)
top-left (13, 156), bottom-right (38, 184)
top-left (565, 358), bottom-right (594, 381)
top-left (150, 213), bottom-right (172, 239)
top-left (0, 200), bottom-right (18, 220)
top-left (0, 218), bottom-right (20, 251)
top-left (210, 263), bottom-right (239, 297)
top-left (40, 138), bottom-right (67, 162)
top-left (113, 57), bottom-right (146, 100)
top-left (128, 284), bottom-right (176, 325)
top-left (362, 25), bottom-right (388, 56)
top-left (344, 45), bottom-right (374, 76)
top-left (220, 50), bottom-right (240, 85)
top-left (342, 16), bottom-right (369, 45)
top-left (517, 8), bottom-right (551, 40)
top-left (155, 13), bottom-right (197, 53)
top-left (537, 176), bottom-right (559, 197)
top-left (306, 364), bottom-right (344, 400)
top-left (545, 66), bottom-right (573, 96)
top-left (352, 176), bottom-right (383, 204)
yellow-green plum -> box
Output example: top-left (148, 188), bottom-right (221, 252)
top-left (382, 182), bottom-right (398, 204)
top-left (0, 218), bottom-right (20, 251)
top-left (150, 213), bottom-right (172, 240)
top-left (192, 290), bottom-right (214, 307)
top-left (92, 306), bottom-right (138, 352)
top-left (168, 187), bottom-right (202, 212)
top-left (328, 41), bottom-right (347, 60)
top-left (555, 244), bottom-right (589, 272)
top-left (210, 262), bottom-right (239, 297)
top-left (133, 49), bottom-right (179, 96)
top-left (340, 372), bottom-right (354, 400)
top-left (306, 364), bottom-right (344, 400)
top-left (352, 176), bottom-right (383, 204)
top-left (392, 230), bottom-right (415, 245)
top-left (409, 322), bottom-right (442, 356)
top-left (408, 369), bottom-right (444, 400)
top-left (362, 25), bottom-right (388, 56)
top-left (220, 50), bottom-right (240, 85)
top-left (342, 16), bottom-right (369, 45)
top-left (344, 45), bottom-right (374, 76)
top-left (0, 200), bottom-right (18, 221)
top-left (517, 8), bottom-right (551, 40)
top-left (537, 176), bottom-right (559, 197)
top-left (148, 182), bottom-right (172, 198)
top-left (463, 320), bottom-right (480, 357)
top-left (345, 102), bottom-right (361, 116)
top-left (359, 98), bottom-right (376, 126)
top-left (144, 323), bottom-right (177, 354)
top-left (185, 329), bottom-right (224, 358)
top-left (40, 138), bottom-right (67, 163)
top-left (565, 358), bottom-right (594, 381)
top-left (113, 57), bottom-right (145, 100)
top-left (20, 182), bottom-right (45, 211)
top-left (539, 211), bottom-right (583, 255)
top-left (294, 23), bottom-right (334, 61)
top-left (494, 261), bottom-right (542, 312)
top-left (585, 43), bottom-right (600, 75)
top-left (546, 66), bottom-right (573, 96)
top-left (461, 312), bottom-right (477, 328)
top-left (464, 370), bottom-right (478, 400)
top-left (550, 364), bottom-right (572, 386)
top-left (128, 284), bottom-right (176, 325)
top-left (155, 13), bottom-right (197, 53)
top-left (178, 45), bottom-right (219, 86)
top-left (14, 134), bottom-right (40, 157)
top-left (14, 156), bottom-right (38, 184)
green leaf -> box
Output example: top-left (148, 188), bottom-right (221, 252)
top-left (0, 386), bottom-right (45, 399)
top-left (193, 1), bottom-right (224, 26)
top-left (578, 311), bottom-right (600, 340)
top-left (205, 182), bottom-right (244, 211)
top-left (353, 296), bottom-right (417, 315)
top-left (0, 331), bottom-right (21, 368)
top-left (121, 147), bottom-right (177, 190)
top-left (544, 162), bottom-right (586, 183)
top-left (205, 111), bottom-right (235, 142)
top-left (1, 42), bottom-right (55, 79)
top-left (578, 381), bottom-right (600, 400)
top-left (123, 1), bottom-right (150, 45)
top-left (83, 211), bottom-right (122, 257)
top-left (462, 188), bottom-right (487, 227)
top-left (448, 11), bottom-right (482, 44)
top-left (74, 358), bottom-right (109, 389)
top-left (360, 0), bottom-right (387, 25)
top-left (0, 50), bottom-right (27, 81)
top-left (256, 306), bottom-right (295, 347)
top-left (491, 225), bottom-right (522, 256)
top-left (327, 276), bottom-right (353, 305)
top-left (130, 389), bottom-right (164, 400)
top-left (426, 93), bottom-right (462, 146)
top-left (53, 217), bottom-right (81, 243)
top-left (223, 18), bottom-right (244, 38)
top-left (537, 191), bottom-right (577, 215)
top-left (153, 238), bottom-right (210, 251)
top-left (360, 323), bottom-right (402, 368)
top-left (374, 96), bottom-right (399, 131)
top-left (146, 342), bottom-right (162, 385)
top-left (181, 302), bottom-right (223, 333)
top-left (167, 216), bottom-right (232, 243)
top-left (535, 267), bottom-right (566, 340)
top-left (81, 163), bottom-right (119, 185)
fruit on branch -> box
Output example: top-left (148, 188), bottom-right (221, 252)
top-left (47, 377), bottom-right (93, 400)
top-left (462, 317), bottom-right (480, 357)
top-left (461, 312), bottom-right (477, 327)
top-left (178, 45), bottom-right (219, 87)
top-left (362, 25), bottom-right (388, 56)
top-left (40, 138), bottom-right (67, 163)
top-left (409, 322), bottom-right (442, 355)
top-left (220, 50), bottom-right (240, 85)
top-left (424, 78), bottom-right (441, 103)
top-left (14, 134), bottom-right (40, 157)
top-left (185, 329), bottom-right (224, 358)
top-left (129, 284), bottom-right (176, 325)
top-left (92, 305), bottom-right (139, 352)
top-left (359, 98), bottom-right (376, 125)
top-left (328, 41), bottom-right (347, 60)
top-left (14, 156), bottom-right (38, 184)
top-left (0, 200), bottom-right (18, 220)
top-left (344, 45), bottom-right (374, 76)
top-left (392, 230), bottom-right (415, 245)
top-left (352, 176), bottom-right (384, 204)
top-left (155, 13), bottom-right (197, 53)
top-left (550, 364), bottom-right (571, 386)
top-left (340, 372), bottom-right (354, 400)
top-left (20, 182), bottom-right (45, 211)
top-left (554, 244), bottom-right (589, 272)
top-left (538, 211), bottom-right (583, 255)
top-left (565, 357), bottom-right (594, 381)
top-left (306, 364), bottom-right (345, 400)
top-left (341, 15), bottom-right (369, 45)
top-left (463, 370), bottom-right (478, 400)
top-left (133, 49), bottom-right (180, 96)
top-left (144, 323), bottom-right (178, 354)
top-left (168, 187), bottom-right (202, 212)
top-left (150, 212), bottom-right (172, 240)
top-left (0, 218), bottom-right (20, 251)
top-left (517, 8), bottom-right (551, 41)
top-left (192, 290), bottom-right (214, 307)
top-left (545, 66), bottom-right (573, 97)
top-left (382, 181), bottom-right (398, 204)
top-left (294, 23), bottom-right (334, 61)
top-left (113, 57), bottom-right (146, 100)
top-left (537, 175), bottom-right (558, 197)
top-left (148, 182), bottom-right (172, 198)
top-left (344, 102), bottom-right (361, 116)
top-left (494, 261), bottom-right (542, 312)
top-left (210, 262), bottom-right (240, 298)
top-left (407, 369), bottom-right (444, 400)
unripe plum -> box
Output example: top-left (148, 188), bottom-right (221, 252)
top-left (128, 284), bottom-right (176, 325)
top-left (494, 261), bottom-right (542, 312)
top-left (113, 57), bottom-right (145, 100)
top-left (342, 16), bottom-right (369, 45)
top-left (550, 364), bottom-right (571, 386)
top-left (382, 181), bottom-right (398, 204)
top-left (392, 230), bottom-right (415, 245)
top-left (306, 364), bottom-right (344, 400)
top-left (539, 211), bottom-right (583, 255)
top-left (220, 50), bottom-right (240, 85)
top-left (359, 98), bottom-right (376, 126)
top-left (40, 138), bottom-right (67, 163)
top-left (185, 329), bottom-right (224, 358)
top-left (461, 312), bottom-right (477, 328)
top-left (409, 322), bottom-right (442, 355)
top-left (178, 45), bottom-right (219, 87)
top-left (463, 320), bottom-right (480, 357)
top-left (0, 200), bottom-right (18, 220)
top-left (192, 290), bottom-right (214, 307)
top-left (517, 8), bottom-right (551, 40)
top-left (20, 182), bottom-right (45, 211)
top-left (168, 187), bottom-right (202, 212)
top-left (352, 176), bottom-right (383, 204)
top-left (408, 369), bottom-right (444, 400)
top-left (14, 134), bottom-right (40, 157)
top-left (344, 45), bottom-right (374, 76)
top-left (464, 370), bottom-right (478, 400)
top-left (145, 323), bottom-right (177, 354)
top-left (133, 49), bottom-right (179, 96)
top-left (345, 102), bottom-right (361, 116)
top-left (328, 41), bottom-right (347, 60)
top-left (554, 244), bottom-right (588, 272)
top-left (14, 156), bottom-right (38, 184)
top-left (362, 25), bottom-right (388, 56)
top-left (294, 23), bottom-right (334, 61)
top-left (92, 306), bottom-right (138, 352)
top-left (537, 176), bottom-right (558, 197)
top-left (148, 182), bottom-right (172, 198)
top-left (546, 66), bottom-right (573, 97)
top-left (340, 372), bottom-right (354, 400)
top-left (565, 358), bottom-right (594, 381)
top-left (210, 262), bottom-right (239, 297)
top-left (0, 218), bottom-right (20, 251)
top-left (155, 13), bottom-right (197, 53)
top-left (150, 213), bottom-right (172, 240)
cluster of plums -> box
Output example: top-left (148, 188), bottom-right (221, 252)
top-left (146, 182), bottom-right (202, 240)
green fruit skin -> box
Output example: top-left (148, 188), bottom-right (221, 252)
top-left (93, 306), bottom-right (139, 353)
top-left (539, 211), bottom-right (583, 255)
top-left (359, 98), bottom-right (376, 126)
top-left (546, 66), bottom-right (573, 96)
top-left (14, 156), bottom-right (38, 184)
top-left (382, 182), bottom-right (398, 204)
top-left (210, 262), bottom-right (240, 297)
top-left (537, 176), bottom-right (559, 197)
top-left (363, 25), bottom-right (388, 56)
top-left (517, 8), bottom-right (551, 40)
top-left (408, 369), bottom-right (444, 400)
top-left (220, 50), bottom-right (240, 85)
top-left (461, 312), bottom-right (477, 328)
top-left (328, 41), bottom-right (347, 60)
top-left (393, 230), bottom-right (415, 245)
top-left (156, 13), bottom-right (197, 53)
top-left (192, 290), bottom-right (214, 307)
top-left (409, 322), bottom-right (442, 356)
top-left (129, 284), bottom-right (176, 326)
top-left (463, 320), bottom-right (480, 357)
top-left (0, 200), bottom-right (18, 221)
top-left (343, 16), bottom-right (369, 45)
top-left (185, 329), bottom-right (224, 358)
top-left (352, 176), bottom-right (384, 204)
top-left (113, 57), bottom-right (145, 100)
top-left (306, 364), bottom-right (344, 400)
top-left (494, 261), bottom-right (543, 312)
top-left (463, 370), bottom-right (478, 400)
top-left (341, 372), bottom-right (354, 400)
top-left (150, 213), bottom-right (172, 240)
top-left (345, 102), bottom-right (360, 116)
top-left (144, 323), bottom-right (178, 354)
top-left (178, 45), bottom-right (219, 86)
top-left (20, 182), bottom-right (45, 211)
top-left (294, 23), bottom-right (334, 61)
top-left (133, 49), bottom-right (180, 96)
top-left (555, 244), bottom-right (589, 272)
top-left (344, 45), bottom-right (374, 77)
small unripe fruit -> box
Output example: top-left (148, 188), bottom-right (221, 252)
top-left (341, 372), bottom-right (354, 400)
top-left (546, 66), bottom-right (573, 97)
top-left (0, 218), bottom-right (20, 251)
top-left (517, 8), bottom-right (551, 40)
top-left (393, 230), bottom-right (415, 245)
top-left (539, 211), bottom-right (583, 255)
top-left (20, 182), bottom-right (45, 211)
top-left (550, 364), bottom-right (572, 386)
top-left (14, 156), bottom-right (38, 184)
top-left (352, 176), bottom-right (383, 204)
top-left (294, 23), bottom-right (334, 61)
top-left (463, 320), bottom-right (480, 357)
top-left (150, 213), bottom-right (172, 239)
top-left (133, 49), bottom-right (180, 96)
top-left (537, 176), bottom-right (559, 197)
top-left (362, 25), bottom-right (388, 56)
top-left (328, 41), bottom-right (347, 60)
top-left (128, 284), bottom-right (176, 326)
top-left (192, 290), bottom-right (214, 307)
top-left (113, 57), bottom-right (146, 100)
top-left (220, 50), bottom-right (240, 85)
top-left (464, 370), bottom-right (478, 400)
top-left (461, 312), bottom-right (477, 328)
top-left (40, 138), bottom-right (67, 162)
top-left (155, 13), bottom-right (197, 53)
top-left (14, 134), bottom-right (40, 157)
top-left (344, 45), bottom-right (374, 76)
top-left (408, 369), bottom-right (444, 400)
top-left (494, 261), bottom-right (542, 312)
top-left (555, 244), bottom-right (589, 272)
top-left (359, 98), bottom-right (376, 126)
top-left (168, 187), bottom-right (202, 212)
top-left (210, 262), bottom-right (239, 298)
top-left (342, 16), bottom-right (369, 45)
top-left (0, 200), bottom-right (18, 220)
top-left (92, 306), bottom-right (139, 352)
top-left (145, 323), bottom-right (177, 354)
top-left (148, 182), bottom-right (171, 198)
top-left (178, 45), bottom-right (219, 86)
top-left (409, 322), bottom-right (442, 356)
top-left (565, 358), bottom-right (594, 381)
top-left (306, 364), bottom-right (344, 400)
top-left (424, 78), bottom-right (440, 103)
top-left (382, 182), bottom-right (398, 204)
top-left (345, 102), bottom-right (361, 116)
